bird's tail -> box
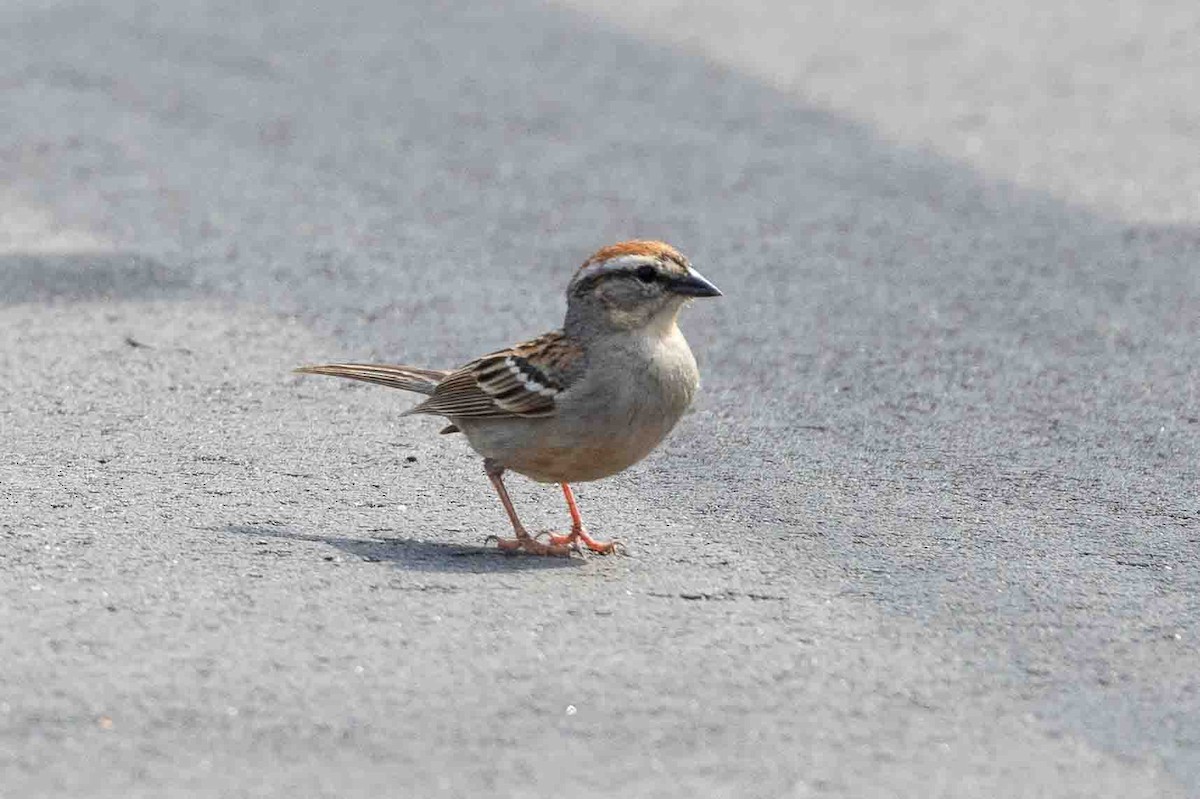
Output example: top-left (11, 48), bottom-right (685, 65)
top-left (293, 363), bottom-right (450, 396)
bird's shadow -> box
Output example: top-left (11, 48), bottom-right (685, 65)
top-left (224, 524), bottom-right (584, 572)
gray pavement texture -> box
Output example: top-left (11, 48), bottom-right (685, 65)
top-left (2, 1), bottom-right (1198, 797)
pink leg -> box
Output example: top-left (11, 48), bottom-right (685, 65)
top-left (484, 461), bottom-right (573, 557)
top-left (543, 483), bottom-right (622, 554)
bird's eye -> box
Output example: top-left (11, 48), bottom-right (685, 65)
top-left (635, 264), bottom-right (657, 283)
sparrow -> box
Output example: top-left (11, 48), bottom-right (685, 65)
top-left (295, 240), bottom-right (721, 556)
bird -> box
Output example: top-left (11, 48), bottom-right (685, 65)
top-left (295, 240), bottom-right (721, 556)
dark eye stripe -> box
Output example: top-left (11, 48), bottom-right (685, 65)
top-left (635, 264), bottom-right (658, 283)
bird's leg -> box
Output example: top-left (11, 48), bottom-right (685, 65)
top-left (541, 483), bottom-right (622, 554)
top-left (483, 460), bottom-right (574, 557)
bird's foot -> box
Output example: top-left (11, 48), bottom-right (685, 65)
top-left (486, 532), bottom-right (576, 557)
top-left (537, 528), bottom-right (625, 555)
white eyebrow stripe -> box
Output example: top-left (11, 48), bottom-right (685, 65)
top-left (573, 254), bottom-right (654, 284)
top-left (572, 262), bottom-right (609, 284)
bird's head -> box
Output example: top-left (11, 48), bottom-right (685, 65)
top-left (565, 240), bottom-right (721, 335)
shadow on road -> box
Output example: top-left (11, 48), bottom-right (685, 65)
top-left (224, 524), bottom-right (584, 572)
top-left (0, 252), bottom-right (194, 305)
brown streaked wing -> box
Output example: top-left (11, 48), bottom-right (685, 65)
top-left (406, 331), bottom-right (584, 419)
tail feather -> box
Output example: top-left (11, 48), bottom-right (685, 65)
top-left (294, 363), bottom-right (449, 396)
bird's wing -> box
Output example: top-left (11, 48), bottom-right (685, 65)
top-left (408, 331), bottom-right (584, 419)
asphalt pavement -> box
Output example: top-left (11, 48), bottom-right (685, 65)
top-left (2, 1), bottom-right (1198, 797)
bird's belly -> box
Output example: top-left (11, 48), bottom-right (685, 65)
top-left (460, 414), bottom-right (678, 483)
top-left (513, 426), bottom-right (672, 482)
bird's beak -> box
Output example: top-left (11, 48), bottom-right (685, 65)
top-left (670, 267), bottom-right (723, 298)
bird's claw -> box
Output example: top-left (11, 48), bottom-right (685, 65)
top-left (536, 529), bottom-right (625, 555)
top-left (487, 532), bottom-right (574, 557)
top-left (585, 537), bottom-right (625, 556)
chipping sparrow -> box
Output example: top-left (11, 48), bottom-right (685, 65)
top-left (296, 240), bottom-right (721, 556)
